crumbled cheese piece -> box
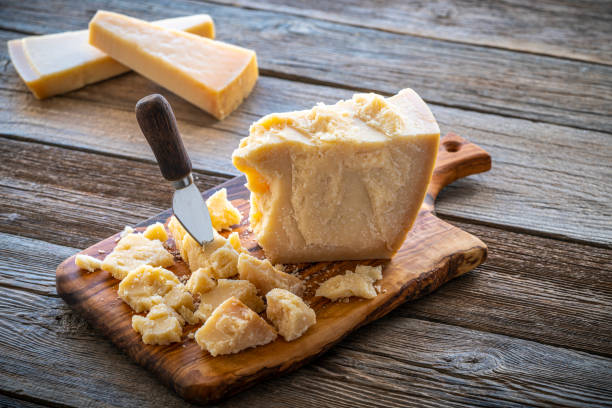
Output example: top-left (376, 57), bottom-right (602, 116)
top-left (75, 254), bottom-right (102, 272)
top-left (195, 279), bottom-right (264, 322)
top-left (228, 231), bottom-right (246, 253)
top-left (194, 297), bottom-right (277, 356)
top-left (266, 288), bottom-right (316, 341)
top-left (315, 265), bottom-right (383, 300)
top-left (120, 225), bottom-right (135, 238)
top-left (237, 253), bottom-right (304, 296)
top-left (168, 216), bottom-right (239, 277)
top-left (205, 188), bottom-right (242, 231)
top-left (102, 233), bottom-right (174, 280)
top-left (143, 222), bottom-right (169, 242)
top-left (117, 265), bottom-right (196, 326)
top-left (132, 304), bottom-right (183, 345)
top-left (186, 266), bottom-right (216, 295)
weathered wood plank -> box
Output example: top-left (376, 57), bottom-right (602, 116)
top-left (209, 0), bottom-right (612, 65)
top-left (0, 137), bottom-right (228, 249)
top-left (1, 70), bottom-right (610, 247)
top-left (0, 276), bottom-right (610, 407)
top-left (1, 0), bottom-right (611, 132)
top-left (0, 394), bottom-right (50, 408)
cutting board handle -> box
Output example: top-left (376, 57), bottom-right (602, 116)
top-left (425, 132), bottom-right (491, 210)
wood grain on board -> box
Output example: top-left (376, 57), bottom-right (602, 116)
top-left (55, 135), bottom-right (489, 403)
top-left (210, 0), bottom-right (612, 65)
top-left (1, 0), bottom-right (611, 133)
top-left (0, 233), bottom-right (609, 407)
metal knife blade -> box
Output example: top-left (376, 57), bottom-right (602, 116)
top-left (172, 176), bottom-right (214, 246)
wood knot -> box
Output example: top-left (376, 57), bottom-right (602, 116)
top-left (439, 351), bottom-right (498, 374)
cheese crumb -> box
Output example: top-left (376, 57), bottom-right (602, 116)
top-left (194, 297), bottom-right (277, 356)
top-left (143, 222), bottom-right (169, 242)
top-left (186, 266), bottom-right (216, 295)
top-left (237, 252), bottom-right (304, 296)
top-left (205, 188), bottom-right (242, 231)
top-left (101, 233), bottom-right (174, 280)
top-left (195, 279), bottom-right (264, 322)
top-left (315, 265), bottom-right (382, 300)
top-left (75, 254), bottom-right (102, 272)
top-left (120, 225), bottom-right (134, 238)
top-left (132, 304), bottom-right (183, 345)
top-left (266, 288), bottom-right (316, 341)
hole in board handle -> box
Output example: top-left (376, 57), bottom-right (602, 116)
top-left (443, 140), bottom-right (461, 153)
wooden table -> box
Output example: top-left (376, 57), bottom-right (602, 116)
top-left (1, 1), bottom-right (611, 406)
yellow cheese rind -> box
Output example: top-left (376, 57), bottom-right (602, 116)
top-left (206, 188), bottom-right (242, 231)
top-left (8, 14), bottom-right (215, 99)
top-left (237, 253), bottom-right (304, 296)
top-left (266, 288), bottom-right (316, 341)
top-left (232, 89), bottom-right (439, 263)
top-left (132, 304), bottom-right (183, 345)
top-left (315, 265), bottom-right (382, 300)
top-left (75, 254), bottom-right (102, 272)
top-left (89, 10), bottom-right (258, 119)
top-left (195, 279), bottom-right (264, 322)
top-left (194, 297), bottom-right (277, 356)
top-left (101, 233), bottom-right (174, 280)
top-left (143, 222), bottom-right (169, 242)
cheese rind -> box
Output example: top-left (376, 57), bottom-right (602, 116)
top-left (237, 253), bottom-right (305, 296)
top-left (266, 288), bottom-right (316, 341)
top-left (315, 265), bottom-right (382, 300)
top-left (194, 297), bottom-right (277, 356)
top-left (8, 14), bottom-right (215, 99)
top-left (132, 304), bottom-right (183, 345)
top-left (232, 89), bottom-right (439, 263)
top-left (206, 188), bottom-right (242, 231)
top-left (75, 254), bottom-right (102, 272)
top-left (101, 233), bottom-right (174, 280)
top-left (195, 279), bottom-right (264, 322)
top-left (89, 10), bottom-right (258, 119)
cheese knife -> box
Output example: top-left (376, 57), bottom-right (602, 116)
top-left (135, 94), bottom-right (214, 246)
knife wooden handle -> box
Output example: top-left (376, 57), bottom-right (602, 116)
top-left (135, 94), bottom-right (192, 181)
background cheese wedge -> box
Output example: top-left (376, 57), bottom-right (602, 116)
top-left (89, 11), bottom-right (258, 120)
top-left (8, 14), bottom-right (215, 99)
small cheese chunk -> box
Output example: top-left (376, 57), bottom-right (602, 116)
top-left (195, 279), bottom-right (264, 322)
top-left (117, 265), bottom-right (195, 321)
top-left (206, 188), bottom-right (242, 231)
top-left (228, 232), bottom-right (246, 253)
top-left (266, 288), bottom-right (316, 341)
top-left (75, 254), bottom-right (102, 272)
top-left (168, 216), bottom-right (239, 278)
top-left (194, 297), bottom-right (277, 356)
top-left (237, 253), bottom-right (304, 296)
top-left (89, 11), bottom-right (258, 119)
top-left (232, 89), bottom-right (439, 263)
top-left (315, 265), bottom-right (383, 300)
top-left (132, 304), bottom-right (183, 345)
top-left (8, 15), bottom-right (215, 99)
top-left (186, 266), bottom-right (216, 295)
top-left (143, 222), bottom-right (168, 242)
top-left (102, 233), bottom-right (174, 280)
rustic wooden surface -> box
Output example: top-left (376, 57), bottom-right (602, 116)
top-left (55, 135), bottom-right (490, 404)
top-left (0, 0), bottom-right (611, 406)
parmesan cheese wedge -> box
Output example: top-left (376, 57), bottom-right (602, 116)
top-left (8, 14), bottom-right (215, 99)
top-left (232, 89), bottom-right (439, 263)
top-left (89, 10), bottom-right (258, 119)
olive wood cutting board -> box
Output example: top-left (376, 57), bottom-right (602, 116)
top-left (56, 132), bottom-right (491, 404)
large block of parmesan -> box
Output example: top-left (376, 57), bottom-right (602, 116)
top-left (232, 89), bottom-right (439, 263)
top-left (8, 14), bottom-right (215, 99)
top-left (89, 11), bottom-right (258, 119)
